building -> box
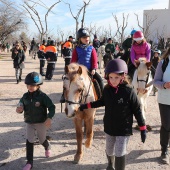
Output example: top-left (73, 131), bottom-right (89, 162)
top-left (143, 0), bottom-right (170, 45)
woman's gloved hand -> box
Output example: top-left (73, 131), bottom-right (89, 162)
top-left (79, 104), bottom-right (88, 111)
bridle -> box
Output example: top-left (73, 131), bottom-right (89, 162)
top-left (136, 71), bottom-right (150, 94)
top-left (61, 75), bottom-right (92, 112)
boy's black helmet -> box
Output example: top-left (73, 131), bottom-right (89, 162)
top-left (77, 28), bottom-right (89, 39)
top-left (25, 72), bottom-right (43, 85)
top-left (105, 59), bottom-right (128, 74)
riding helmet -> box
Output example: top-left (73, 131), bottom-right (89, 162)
top-left (133, 31), bottom-right (144, 41)
top-left (154, 49), bottom-right (161, 55)
top-left (77, 28), bottom-right (89, 39)
top-left (130, 29), bottom-right (136, 35)
top-left (105, 59), bottom-right (128, 75)
top-left (25, 72), bottom-right (43, 85)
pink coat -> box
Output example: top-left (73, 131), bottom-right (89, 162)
top-left (130, 42), bottom-right (151, 65)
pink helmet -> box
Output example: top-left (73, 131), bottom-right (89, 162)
top-left (133, 31), bottom-right (144, 41)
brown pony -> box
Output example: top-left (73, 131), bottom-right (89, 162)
top-left (63, 63), bottom-right (96, 164)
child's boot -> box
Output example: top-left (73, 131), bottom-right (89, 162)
top-left (23, 140), bottom-right (33, 170)
top-left (115, 155), bottom-right (125, 170)
top-left (106, 154), bottom-right (115, 170)
top-left (42, 139), bottom-right (51, 158)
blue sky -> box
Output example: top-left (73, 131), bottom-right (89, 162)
top-left (15, 0), bottom-right (169, 39)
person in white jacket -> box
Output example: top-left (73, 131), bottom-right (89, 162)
top-left (153, 46), bottom-right (170, 165)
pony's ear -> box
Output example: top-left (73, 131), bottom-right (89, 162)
top-left (65, 65), bottom-right (69, 74)
top-left (77, 66), bottom-right (82, 75)
top-left (146, 62), bottom-right (152, 70)
top-left (135, 60), bottom-right (140, 67)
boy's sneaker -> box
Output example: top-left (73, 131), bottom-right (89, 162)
top-left (23, 163), bottom-right (32, 170)
top-left (45, 150), bottom-right (51, 158)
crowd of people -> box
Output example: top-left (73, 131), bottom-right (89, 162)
top-left (4, 28), bottom-right (170, 170)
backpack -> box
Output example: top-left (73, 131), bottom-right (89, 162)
top-left (162, 57), bottom-right (169, 73)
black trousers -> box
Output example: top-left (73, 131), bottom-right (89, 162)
top-left (45, 63), bottom-right (56, 80)
top-left (64, 58), bottom-right (71, 67)
top-left (40, 60), bottom-right (46, 75)
top-left (159, 103), bottom-right (170, 152)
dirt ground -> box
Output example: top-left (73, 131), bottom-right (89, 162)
top-left (0, 51), bottom-right (169, 170)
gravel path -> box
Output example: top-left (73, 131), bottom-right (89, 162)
top-left (0, 52), bottom-right (169, 170)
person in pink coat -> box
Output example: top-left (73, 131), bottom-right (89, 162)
top-left (130, 31), bottom-right (151, 67)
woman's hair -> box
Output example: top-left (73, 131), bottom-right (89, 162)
top-left (132, 38), bottom-right (146, 45)
top-left (161, 47), bottom-right (170, 59)
top-left (15, 42), bottom-right (23, 50)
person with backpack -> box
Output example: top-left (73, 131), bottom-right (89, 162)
top-left (11, 42), bottom-right (26, 84)
top-left (38, 40), bottom-right (46, 76)
top-left (16, 72), bottom-right (55, 170)
top-left (79, 59), bottom-right (146, 170)
top-left (62, 36), bottom-right (74, 67)
top-left (71, 28), bottom-right (104, 92)
top-left (153, 47), bottom-right (170, 165)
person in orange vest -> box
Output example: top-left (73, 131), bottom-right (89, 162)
top-left (44, 40), bottom-right (58, 80)
top-left (38, 40), bottom-right (46, 76)
top-left (62, 36), bottom-right (74, 67)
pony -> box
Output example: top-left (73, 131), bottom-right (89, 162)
top-left (97, 44), bottom-right (105, 73)
top-left (62, 63), bottom-right (96, 164)
top-left (132, 58), bottom-right (153, 129)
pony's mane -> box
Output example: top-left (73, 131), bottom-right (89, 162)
top-left (137, 58), bottom-right (148, 75)
top-left (67, 63), bottom-right (88, 81)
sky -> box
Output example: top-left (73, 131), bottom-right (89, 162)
top-left (13, 0), bottom-right (170, 40)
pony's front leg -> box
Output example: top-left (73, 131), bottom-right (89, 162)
top-left (84, 116), bottom-right (94, 148)
top-left (73, 118), bottom-right (83, 164)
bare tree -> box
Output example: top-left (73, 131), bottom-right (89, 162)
top-left (64, 0), bottom-right (91, 38)
top-left (57, 27), bottom-right (65, 42)
top-left (81, 0), bottom-right (91, 28)
top-left (113, 13), bottom-right (129, 44)
top-left (0, 0), bottom-right (25, 42)
top-left (22, 0), bottom-right (61, 42)
top-left (134, 13), bottom-right (157, 40)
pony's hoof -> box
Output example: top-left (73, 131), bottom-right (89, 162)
top-left (73, 153), bottom-right (83, 164)
top-left (85, 139), bottom-right (92, 148)
top-left (146, 125), bottom-right (152, 131)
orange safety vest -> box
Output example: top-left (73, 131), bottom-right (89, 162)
top-left (44, 46), bottom-right (57, 53)
top-left (39, 45), bottom-right (46, 52)
top-left (62, 41), bottom-right (72, 49)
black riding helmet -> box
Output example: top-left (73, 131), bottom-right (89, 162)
top-left (105, 59), bottom-right (128, 79)
top-left (77, 28), bottom-right (89, 39)
top-left (25, 72), bottom-right (43, 85)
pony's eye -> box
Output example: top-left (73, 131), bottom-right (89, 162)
top-left (78, 89), bottom-right (82, 93)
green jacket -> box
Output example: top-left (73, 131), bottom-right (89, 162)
top-left (20, 89), bottom-right (55, 124)
top-left (105, 43), bottom-right (115, 53)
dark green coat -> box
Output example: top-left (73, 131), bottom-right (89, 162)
top-left (105, 43), bottom-right (115, 53)
top-left (20, 90), bottom-right (55, 124)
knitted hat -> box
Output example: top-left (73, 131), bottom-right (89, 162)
top-left (133, 31), bottom-right (144, 41)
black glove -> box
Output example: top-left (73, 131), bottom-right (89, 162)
top-left (79, 104), bottom-right (88, 111)
top-left (141, 130), bottom-right (147, 143)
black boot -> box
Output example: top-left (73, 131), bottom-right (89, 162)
top-left (19, 76), bottom-right (22, 82)
top-left (17, 79), bottom-right (19, 84)
top-left (115, 155), bottom-right (125, 170)
top-left (26, 140), bottom-right (34, 167)
top-left (160, 126), bottom-right (170, 164)
top-left (106, 154), bottom-right (115, 170)
top-left (42, 139), bottom-right (51, 150)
